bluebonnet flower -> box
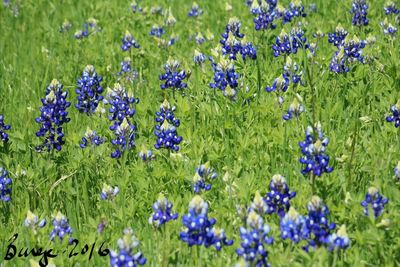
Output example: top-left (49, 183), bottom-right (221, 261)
top-left (195, 32), bottom-right (205, 44)
top-left (305, 196), bottom-right (336, 250)
top-left (327, 225), bottom-right (350, 251)
top-left (180, 196), bottom-right (233, 250)
top-left (343, 35), bottom-right (366, 62)
top-left (328, 24), bottom-right (348, 47)
top-left (284, 0), bottom-right (307, 23)
top-left (210, 58), bottom-right (239, 98)
top-left (193, 49), bottom-right (206, 65)
top-left (267, 56), bottom-right (303, 98)
top-left (24, 210), bottom-right (46, 234)
top-left (150, 25), bottom-right (165, 37)
top-left (101, 183), bottom-right (120, 200)
top-left (381, 18), bottom-right (398, 37)
top-left (265, 74), bottom-right (289, 94)
top-left (188, 2), bottom-right (203, 17)
top-left (224, 17), bottom-right (244, 38)
top-left (280, 207), bottom-right (309, 243)
top-left (75, 65), bottom-right (104, 114)
top-left (220, 18), bottom-right (257, 60)
top-left (59, 20), bottom-right (72, 32)
top-left (360, 187), bottom-right (389, 217)
top-left (308, 3), bottom-right (317, 13)
top-left (240, 39), bottom-right (257, 60)
top-left (249, 191), bottom-right (268, 215)
top-left (251, 2), bottom-right (277, 31)
top-left (290, 27), bottom-right (309, 53)
top-left (86, 18), bottom-right (101, 33)
top-left (192, 162), bottom-right (218, 193)
top-left (149, 193), bottom-right (178, 227)
top-left (49, 211), bottom-right (73, 244)
top-left (110, 228), bottom-right (146, 267)
top-left (272, 27), bottom-right (308, 57)
top-left (107, 83), bottom-right (139, 158)
top-left (283, 56), bottom-right (303, 84)
top-left (110, 118), bottom-right (136, 159)
top-left (165, 9), bottom-right (177, 26)
top-left (329, 47), bottom-right (350, 74)
top-left (74, 18), bottom-right (99, 39)
top-left (207, 227), bottom-right (234, 251)
top-left (350, 0), bottom-right (369, 27)
top-left (0, 167), bottom-right (12, 202)
top-left (74, 27), bottom-right (89, 39)
top-left (35, 79), bottom-right (71, 152)
top-left (154, 35), bottom-right (178, 48)
top-left (298, 122), bottom-right (333, 177)
top-left (150, 6), bottom-right (163, 15)
top-left (394, 161), bottom-right (400, 180)
top-left (236, 211), bottom-right (274, 267)
top-left (131, 1), bottom-right (143, 13)
top-left (121, 30), bottom-right (140, 51)
top-left (283, 96), bottom-right (304, 120)
top-left (97, 218), bottom-right (108, 234)
top-left (138, 148), bottom-right (155, 161)
top-left (119, 57), bottom-right (132, 74)
top-left (117, 57), bottom-right (139, 83)
top-left (384, 1), bottom-right (399, 15)
top-left (159, 58), bottom-right (188, 90)
top-left (154, 99), bottom-right (183, 151)
top-left (386, 100), bottom-right (400, 127)
top-left (264, 174), bottom-right (296, 217)
top-left (80, 128), bottom-right (104, 148)
top-left (0, 114), bottom-right (11, 143)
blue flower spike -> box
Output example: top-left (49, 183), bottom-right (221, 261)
top-left (280, 207), bottom-right (309, 243)
top-left (386, 100), bottom-right (400, 127)
top-left (149, 193), bottom-right (178, 228)
top-left (0, 167), bottom-right (12, 202)
top-left (298, 122), bottom-right (333, 177)
top-left (24, 210), bottom-right (46, 234)
top-left (110, 228), bottom-right (147, 267)
top-left (264, 174), bottom-right (297, 217)
top-left (192, 162), bottom-right (218, 193)
top-left (236, 211), bottom-right (274, 267)
top-left (360, 187), bottom-right (389, 218)
top-left (49, 211), bottom-right (73, 244)
top-left (327, 224), bottom-right (350, 251)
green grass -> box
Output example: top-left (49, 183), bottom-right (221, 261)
top-left (1, 0), bottom-right (400, 266)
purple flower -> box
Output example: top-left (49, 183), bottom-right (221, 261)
top-left (149, 194), bottom-right (178, 227)
top-left (298, 123), bottom-right (333, 177)
top-left (49, 212), bottom-right (73, 244)
top-left (100, 183), bottom-right (119, 200)
top-left (304, 196), bottom-right (336, 250)
top-left (264, 174), bottom-right (296, 217)
top-left (236, 211), bottom-right (274, 267)
top-left (75, 65), bottom-right (104, 114)
top-left (121, 30), bottom-right (140, 51)
top-left (154, 100), bottom-right (183, 151)
top-left (385, 101), bottom-right (400, 127)
top-left (280, 207), bottom-right (309, 243)
top-left (0, 114), bottom-right (11, 143)
top-left (0, 167), bottom-right (12, 202)
top-left (180, 196), bottom-right (233, 250)
top-left (360, 187), bottom-right (389, 218)
top-left (110, 228), bottom-right (146, 267)
top-left (159, 59), bottom-right (187, 91)
top-left (35, 79), bottom-right (71, 152)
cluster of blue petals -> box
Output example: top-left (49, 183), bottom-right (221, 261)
top-left (35, 79), bottom-right (71, 152)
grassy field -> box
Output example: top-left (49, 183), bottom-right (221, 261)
top-left (1, 0), bottom-right (400, 266)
